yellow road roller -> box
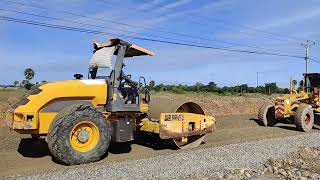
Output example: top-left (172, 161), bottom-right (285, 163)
top-left (6, 38), bottom-right (216, 165)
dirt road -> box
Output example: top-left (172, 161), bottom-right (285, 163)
top-left (1, 114), bottom-right (316, 178)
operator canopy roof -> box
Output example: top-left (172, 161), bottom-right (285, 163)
top-left (94, 38), bottom-right (155, 57)
top-left (90, 38), bottom-right (155, 69)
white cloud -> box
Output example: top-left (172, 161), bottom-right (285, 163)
top-left (256, 7), bottom-right (320, 29)
top-left (155, 0), bottom-right (193, 13)
top-left (162, 0), bottom-right (193, 9)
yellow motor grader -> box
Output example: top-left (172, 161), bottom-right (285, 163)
top-left (6, 38), bottom-right (216, 165)
top-left (258, 73), bottom-right (320, 132)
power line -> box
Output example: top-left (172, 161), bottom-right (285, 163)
top-left (0, 15), bottom-right (306, 60)
top-left (98, 0), bottom-right (302, 43)
top-left (0, 8), bottom-right (229, 47)
top-left (139, 0), bottom-right (307, 43)
top-left (0, 8), bottom-right (305, 57)
top-left (2, 0), bottom-right (305, 55)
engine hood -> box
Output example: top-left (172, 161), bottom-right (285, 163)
top-left (13, 79), bottom-right (107, 113)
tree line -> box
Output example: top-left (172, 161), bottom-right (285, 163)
top-left (9, 69), bottom-right (290, 95)
top-left (148, 80), bottom-right (290, 94)
top-left (10, 68), bottom-right (46, 90)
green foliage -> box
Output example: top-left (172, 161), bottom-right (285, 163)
top-left (13, 80), bottom-right (19, 87)
top-left (298, 80), bottom-right (304, 91)
top-left (24, 68), bottom-right (35, 80)
top-left (149, 80), bottom-right (288, 95)
top-left (149, 80), bottom-right (155, 90)
top-left (21, 80), bottom-right (33, 90)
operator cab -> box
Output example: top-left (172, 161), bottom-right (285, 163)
top-left (304, 73), bottom-right (320, 88)
top-left (88, 38), bottom-right (154, 112)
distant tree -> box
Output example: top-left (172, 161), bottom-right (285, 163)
top-left (298, 80), bottom-right (304, 91)
top-left (24, 68), bottom-right (35, 80)
top-left (21, 80), bottom-right (28, 86)
top-left (291, 79), bottom-right (297, 91)
top-left (195, 82), bottom-right (204, 92)
top-left (149, 80), bottom-right (155, 90)
top-left (41, 80), bottom-right (47, 84)
top-left (283, 88), bottom-right (290, 94)
top-left (265, 82), bottom-right (278, 94)
top-left (208, 82), bottom-right (217, 88)
top-left (21, 80), bottom-right (33, 90)
top-left (13, 80), bottom-right (19, 87)
top-left (292, 80), bottom-right (297, 86)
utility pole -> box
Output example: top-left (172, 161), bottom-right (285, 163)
top-left (301, 40), bottom-right (315, 89)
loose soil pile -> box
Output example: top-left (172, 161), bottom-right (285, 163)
top-left (152, 92), bottom-right (276, 117)
top-left (0, 90), bottom-right (25, 127)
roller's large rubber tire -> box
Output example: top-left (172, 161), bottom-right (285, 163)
top-left (47, 104), bottom-right (111, 165)
top-left (258, 103), bottom-right (276, 127)
top-left (295, 106), bottom-right (314, 132)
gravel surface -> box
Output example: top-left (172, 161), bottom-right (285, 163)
top-left (223, 147), bottom-right (320, 179)
top-left (8, 132), bottom-right (320, 180)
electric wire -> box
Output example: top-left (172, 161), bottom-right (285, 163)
top-left (0, 8), bottom-right (305, 56)
top-left (2, 0), bottom-right (306, 55)
top-left (139, 0), bottom-right (307, 42)
top-left (0, 15), bottom-right (307, 60)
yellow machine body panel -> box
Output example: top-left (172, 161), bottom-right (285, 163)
top-left (139, 113), bottom-right (216, 139)
top-left (275, 91), bottom-right (310, 118)
top-left (6, 79), bottom-right (107, 134)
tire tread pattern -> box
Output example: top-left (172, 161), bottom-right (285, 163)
top-left (47, 104), bottom-right (111, 165)
top-left (295, 106), bottom-right (314, 132)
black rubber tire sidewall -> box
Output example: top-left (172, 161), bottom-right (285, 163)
top-left (258, 103), bottom-right (276, 127)
top-left (295, 106), bottom-right (314, 132)
top-left (47, 104), bottom-right (111, 165)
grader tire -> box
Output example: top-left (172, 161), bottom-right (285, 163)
top-left (258, 103), bottom-right (276, 127)
top-left (47, 104), bottom-right (111, 165)
top-left (295, 106), bottom-right (314, 132)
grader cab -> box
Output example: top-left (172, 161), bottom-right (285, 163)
top-left (258, 73), bottom-right (320, 132)
top-left (6, 38), bottom-right (216, 165)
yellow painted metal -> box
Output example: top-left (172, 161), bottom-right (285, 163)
top-left (275, 78), bottom-right (320, 118)
top-left (69, 121), bottom-right (100, 153)
top-left (38, 112), bottom-right (58, 134)
top-left (276, 91), bottom-right (310, 117)
top-left (139, 119), bottom-right (159, 133)
top-left (139, 113), bottom-right (216, 139)
top-left (159, 113), bottom-right (215, 139)
top-left (139, 100), bottom-right (149, 113)
top-left (7, 80), bottom-right (107, 133)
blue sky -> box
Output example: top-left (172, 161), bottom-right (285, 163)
top-left (1, 0), bottom-right (320, 87)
